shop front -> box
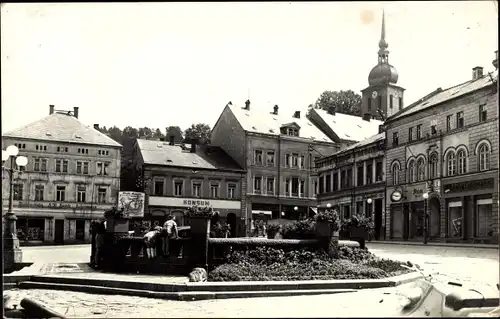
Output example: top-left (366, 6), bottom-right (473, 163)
top-left (441, 173), bottom-right (498, 243)
top-left (11, 201), bottom-right (107, 244)
top-left (148, 196), bottom-right (244, 237)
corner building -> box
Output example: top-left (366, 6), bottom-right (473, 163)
top-left (2, 105), bottom-right (122, 244)
top-left (384, 56), bottom-right (498, 244)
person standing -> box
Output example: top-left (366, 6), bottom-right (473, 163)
top-left (162, 215), bottom-right (178, 256)
top-left (143, 226), bottom-right (161, 259)
top-left (94, 221), bottom-right (106, 268)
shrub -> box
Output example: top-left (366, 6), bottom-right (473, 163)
top-left (337, 245), bottom-right (376, 263)
top-left (282, 219), bottom-right (317, 239)
top-left (210, 221), bottom-right (230, 238)
top-left (266, 224), bottom-right (281, 234)
top-left (315, 209), bottom-right (340, 232)
top-left (187, 206), bottom-right (214, 218)
top-left (343, 215), bottom-right (374, 234)
top-left (364, 258), bottom-right (408, 274)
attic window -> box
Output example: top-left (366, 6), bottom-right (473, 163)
top-left (46, 133), bottom-right (52, 136)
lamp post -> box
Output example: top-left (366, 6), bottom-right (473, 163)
top-left (294, 206), bottom-right (298, 219)
top-left (422, 192), bottom-right (429, 245)
top-left (2, 145), bottom-right (28, 272)
top-left (366, 198), bottom-right (373, 217)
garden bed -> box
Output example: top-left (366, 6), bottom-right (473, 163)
top-left (208, 246), bottom-right (412, 282)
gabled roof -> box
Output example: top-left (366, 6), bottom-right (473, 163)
top-left (136, 139), bottom-right (244, 172)
top-left (2, 113), bottom-right (122, 148)
top-left (281, 122), bottom-right (301, 129)
top-left (227, 104), bottom-right (333, 143)
top-left (387, 70), bottom-right (498, 122)
top-left (312, 108), bottom-right (383, 142)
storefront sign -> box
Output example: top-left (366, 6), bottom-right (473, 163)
top-left (444, 178), bottom-right (495, 194)
top-left (18, 202), bottom-right (100, 211)
top-left (149, 196), bottom-right (241, 210)
top-left (118, 191), bottom-right (145, 218)
top-left (391, 191), bottom-right (402, 202)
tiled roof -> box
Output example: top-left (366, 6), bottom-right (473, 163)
top-left (312, 108), bottom-right (383, 142)
top-left (388, 70), bottom-right (498, 121)
top-left (2, 113), bottom-right (122, 147)
top-left (228, 104), bottom-right (334, 143)
top-left (136, 139), bottom-right (244, 171)
top-left (335, 132), bottom-right (385, 156)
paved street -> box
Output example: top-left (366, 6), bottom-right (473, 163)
top-left (9, 243), bottom-right (498, 317)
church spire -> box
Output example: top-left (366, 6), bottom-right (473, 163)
top-left (377, 10), bottom-right (389, 64)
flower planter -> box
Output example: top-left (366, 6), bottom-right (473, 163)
top-left (189, 216), bottom-right (211, 236)
top-left (106, 218), bottom-right (129, 234)
top-left (316, 221), bottom-right (332, 237)
top-left (350, 226), bottom-right (369, 240)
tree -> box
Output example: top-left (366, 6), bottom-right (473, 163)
top-left (314, 90), bottom-right (362, 116)
top-left (152, 128), bottom-right (164, 140)
top-left (138, 127), bottom-right (153, 139)
top-left (165, 126), bottom-right (184, 143)
top-left (184, 123), bottom-right (211, 145)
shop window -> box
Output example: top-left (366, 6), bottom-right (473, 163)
top-left (75, 220), bottom-right (85, 241)
top-left (448, 201), bottom-right (462, 238)
top-left (476, 199), bottom-right (493, 237)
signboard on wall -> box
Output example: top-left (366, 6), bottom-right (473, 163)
top-left (148, 196), bottom-right (241, 210)
top-left (118, 191), bottom-right (145, 218)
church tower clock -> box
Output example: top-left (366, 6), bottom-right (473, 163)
top-left (361, 11), bottom-right (405, 121)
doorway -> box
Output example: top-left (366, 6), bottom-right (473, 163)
top-left (54, 219), bottom-right (64, 244)
top-left (226, 213), bottom-right (236, 237)
top-left (429, 198), bottom-right (441, 238)
top-left (374, 199), bottom-right (383, 240)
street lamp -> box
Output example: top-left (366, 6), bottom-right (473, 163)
top-left (2, 145), bottom-right (28, 272)
top-left (422, 192), bottom-right (429, 245)
top-left (326, 203), bottom-right (332, 209)
top-left (293, 206), bottom-right (299, 220)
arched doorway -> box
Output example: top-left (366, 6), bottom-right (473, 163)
top-left (227, 213), bottom-right (237, 237)
top-left (428, 197), bottom-right (441, 238)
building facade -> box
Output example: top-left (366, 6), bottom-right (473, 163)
top-left (384, 60), bottom-right (498, 244)
top-left (211, 101), bottom-right (338, 232)
top-left (2, 105), bottom-right (122, 244)
top-left (133, 138), bottom-right (246, 237)
top-left (316, 133), bottom-right (386, 239)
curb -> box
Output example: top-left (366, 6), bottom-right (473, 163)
top-left (368, 241), bottom-right (498, 249)
top-left (11, 271), bottom-right (423, 301)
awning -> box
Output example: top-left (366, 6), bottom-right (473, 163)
top-left (252, 210), bottom-right (272, 216)
top-left (310, 207), bottom-right (318, 214)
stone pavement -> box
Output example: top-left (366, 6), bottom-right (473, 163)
top-left (4, 285), bottom-right (411, 318)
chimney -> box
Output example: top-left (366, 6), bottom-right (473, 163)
top-left (363, 113), bottom-right (371, 122)
top-left (73, 106), bottom-right (79, 119)
top-left (190, 139), bottom-right (198, 153)
top-left (273, 105), bottom-right (279, 115)
top-left (49, 105), bottom-right (55, 115)
top-left (293, 111), bottom-right (301, 119)
top-left (169, 135), bottom-right (175, 145)
top-left (472, 66), bottom-right (483, 80)
top-left (493, 50), bottom-right (498, 70)
top-left (94, 124), bottom-right (99, 130)
top-left (244, 99), bottom-right (251, 110)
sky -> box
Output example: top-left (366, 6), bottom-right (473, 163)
top-left (1, 1), bottom-right (498, 134)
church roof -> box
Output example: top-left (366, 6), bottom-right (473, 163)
top-left (2, 112), bottom-right (122, 148)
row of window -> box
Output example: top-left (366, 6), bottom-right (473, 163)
top-left (391, 142), bottom-right (491, 185)
top-left (318, 160), bottom-right (384, 194)
top-left (8, 143), bottom-right (112, 156)
top-left (392, 104), bottom-right (489, 146)
top-left (153, 179), bottom-right (237, 199)
top-left (13, 184), bottom-right (109, 203)
top-left (19, 157), bottom-right (110, 175)
top-left (254, 150), bottom-right (309, 169)
top-left (252, 176), bottom-right (307, 197)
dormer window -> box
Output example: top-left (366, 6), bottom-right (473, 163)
top-left (280, 123), bottom-right (301, 137)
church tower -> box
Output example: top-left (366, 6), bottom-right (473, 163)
top-left (361, 11), bottom-right (405, 120)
